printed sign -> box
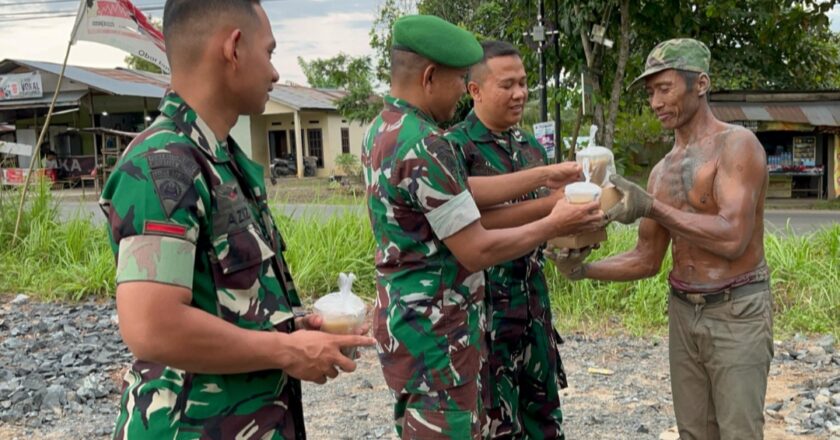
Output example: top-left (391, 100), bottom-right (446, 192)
top-left (0, 72), bottom-right (43, 101)
top-left (58, 155), bottom-right (97, 179)
top-left (534, 121), bottom-right (556, 159)
top-left (1, 168), bottom-right (56, 185)
top-left (792, 136), bottom-right (816, 167)
top-left (73, 0), bottom-right (170, 74)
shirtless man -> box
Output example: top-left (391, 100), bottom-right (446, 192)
top-left (550, 39), bottom-right (772, 440)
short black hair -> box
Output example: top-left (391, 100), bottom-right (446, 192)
top-left (163, 0), bottom-right (261, 66)
top-left (469, 40), bottom-right (521, 83)
top-left (390, 48), bottom-right (432, 85)
top-left (678, 70), bottom-right (699, 89)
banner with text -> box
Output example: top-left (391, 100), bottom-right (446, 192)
top-left (1, 168), bottom-right (57, 186)
top-left (73, 0), bottom-right (169, 74)
top-left (0, 72), bottom-right (43, 101)
top-left (534, 121), bottom-right (556, 159)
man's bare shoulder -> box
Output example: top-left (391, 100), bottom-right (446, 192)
top-left (719, 123), bottom-right (762, 149)
top-left (718, 123), bottom-right (765, 163)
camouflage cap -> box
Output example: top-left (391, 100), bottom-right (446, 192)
top-left (629, 38), bottom-right (710, 89)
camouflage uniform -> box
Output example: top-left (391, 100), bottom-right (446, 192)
top-left (362, 95), bottom-right (487, 439)
top-left (447, 110), bottom-right (567, 439)
top-left (100, 92), bottom-right (305, 440)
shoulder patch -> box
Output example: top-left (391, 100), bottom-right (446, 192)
top-left (147, 152), bottom-right (200, 218)
top-left (143, 220), bottom-right (188, 239)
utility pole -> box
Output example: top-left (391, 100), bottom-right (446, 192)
top-left (525, 0), bottom-right (561, 161)
top-left (526, 0), bottom-right (559, 123)
top-left (553, 0), bottom-right (562, 162)
top-left (532, 0), bottom-right (547, 122)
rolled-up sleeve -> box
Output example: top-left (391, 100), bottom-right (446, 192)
top-left (100, 149), bottom-right (204, 290)
top-left (398, 136), bottom-right (480, 240)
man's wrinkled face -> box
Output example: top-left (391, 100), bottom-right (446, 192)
top-left (470, 55), bottom-right (528, 130)
top-left (644, 69), bottom-right (703, 130)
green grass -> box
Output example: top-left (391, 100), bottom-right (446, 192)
top-left (0, 182), bottom-right (115, 300)
top-left (268, 177), bottom-right (365, 206)
top-left (546, 224), bottom-right (840, 337)
top-left (276, 212), bottom-right (376, 302)
top-left (1, 185), bottom-right (837, 338)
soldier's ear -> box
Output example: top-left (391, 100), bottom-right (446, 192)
top-left (422, 64), bottom-right (436, 92)
top-left (467, 81), bottom-right (481, 101)
top-left (697, 73), bottom-right (710, 97)
top-left (222, 29), bottom-right (242, 67)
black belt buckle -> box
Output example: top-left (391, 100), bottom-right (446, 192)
top-left (676, 288), bottom-right (732, 305)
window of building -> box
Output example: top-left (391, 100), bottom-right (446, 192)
top-left (341, 128), bottom-right (350, 154)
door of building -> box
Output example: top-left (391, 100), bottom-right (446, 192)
top-left (268, 130), bottom-right (290, 160)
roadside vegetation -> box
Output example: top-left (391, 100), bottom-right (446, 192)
top-left (1, 184), bottom-right (837, 338)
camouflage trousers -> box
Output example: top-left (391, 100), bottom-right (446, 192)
top-left (112, 361), bottom-right (304, 440)
top-left (392, 380), bottom-right (485, 439)
top-left (483, 275), bottom-right (566, 440)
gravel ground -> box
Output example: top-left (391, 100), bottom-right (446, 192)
top-left (1, 295), bottom-right (838, 440)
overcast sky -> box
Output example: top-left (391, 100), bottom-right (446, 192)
top-left (1, 1), bottom-right (839, 87)
top-left (0, 0), bottom-right (381, 86)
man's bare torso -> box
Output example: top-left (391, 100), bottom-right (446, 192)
top-left (649, 124), bottom-right (767, 288)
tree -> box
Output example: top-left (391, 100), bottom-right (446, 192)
top-left (298, 54), bottom-right (381, 123)
top-left (370, 0), bottom-right (840, 153)
top-left (125, 56), bottom-right (163, 74)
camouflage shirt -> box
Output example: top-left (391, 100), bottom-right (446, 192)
top-left (362, 95), bottom-right (486, 395)
top-left (446, 110), bottom-right (550, 320)
top-left (100, 92), bottom-right (304, 439)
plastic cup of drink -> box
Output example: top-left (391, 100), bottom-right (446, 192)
top-left (565, 181), bottom-right (602, 204)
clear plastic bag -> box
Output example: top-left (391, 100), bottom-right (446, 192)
top-left (576, 125), bottom-right (616, 188)
top-left (313, 273), bottom-right (366, 357)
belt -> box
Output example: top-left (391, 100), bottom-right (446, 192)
top-left (670, 280), bottom-right (768, 306)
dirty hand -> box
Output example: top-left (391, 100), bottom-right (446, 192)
top-left (605, 174), bottom-right (653, 225)
top-left (544, 162), bottom-right (583, 189)
top-left (543, 245), bottom-right (595, 280)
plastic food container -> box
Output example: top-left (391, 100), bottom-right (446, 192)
top-left (313, 273), bottom-right (366, 357)
top-left (564, 181), bottom-right (602, 204)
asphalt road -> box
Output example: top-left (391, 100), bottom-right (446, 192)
top-left (57, 201), bottom-right (838, 235)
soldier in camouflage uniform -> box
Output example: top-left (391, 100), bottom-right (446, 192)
top-left (362, 16), bottom-right (604, 440)
top-left (101, 1), bottom-right (374, 438)
top-left (446, 41), bottom-right (575, 440)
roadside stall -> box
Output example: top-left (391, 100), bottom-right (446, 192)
top-left (710, 90), bottom-right (840, 199)
top-left (68, 127), bottom-right (136, 190)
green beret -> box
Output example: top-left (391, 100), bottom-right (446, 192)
top-left (392, 15), bottom-right (483, 68)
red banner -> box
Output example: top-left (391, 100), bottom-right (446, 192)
top-left (1, 168), bottom-right (57, 186)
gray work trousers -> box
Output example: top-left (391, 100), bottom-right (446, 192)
top-left (668, 280), bottom-right (773, 440)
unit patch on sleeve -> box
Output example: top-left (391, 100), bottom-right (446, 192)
top-left (147, 151), bottom-right (200, 218)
